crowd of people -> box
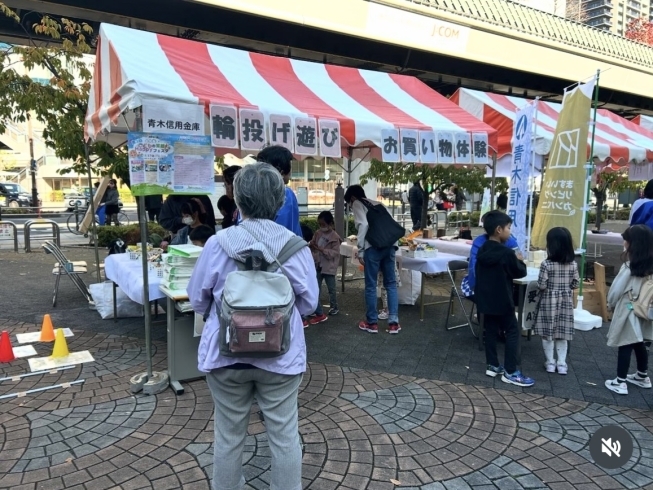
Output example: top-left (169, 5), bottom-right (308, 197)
top-left (127, 146), bottom-right (653, 490)
top-left (402, 182), bottom-right (467, 231)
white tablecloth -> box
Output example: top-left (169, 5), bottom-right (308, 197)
top-left (514, 267), bottom-right (540, 285)
top-left (414, 238), bottom-right (472, 257)
top-left (586, 231), bottom-right (623, 246)
top-left (104, 253), bottom-right (165, 305)
top-left (401, 252), bottom-right (468, 275)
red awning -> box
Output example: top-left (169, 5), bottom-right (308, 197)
top-left (84, 24), bottom-right (497, 154)
top-left (451, 88), bottom-right (653, 165)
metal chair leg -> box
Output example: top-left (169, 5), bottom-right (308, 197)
top-left (446, 288), bottom-right (473, 332)
top-left (53, 271), bottom-right (61, 307)
top-left (444, 288), bottom-right (454, 330)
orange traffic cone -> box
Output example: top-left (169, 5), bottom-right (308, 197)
top-left (51, 329), bottom-right (70, 359)
top-left (0, 331), bottom-right (15, 363)
top-left (40, 314), bottom-right (55, 342)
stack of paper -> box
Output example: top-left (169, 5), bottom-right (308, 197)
top-left (167, 244), bottom-right (204, 258)
top-left (160, 253), bottom-right (197, 292)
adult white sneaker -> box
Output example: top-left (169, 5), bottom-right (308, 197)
top-left (605, 378), bottom-right (628, 395)
top-left (626, 373), bottom-right (652, 388)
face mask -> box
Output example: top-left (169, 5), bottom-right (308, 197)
top-left (320, 227), bottom-right (329, 232)
top-left (182, 217), bottom-right (193, 226)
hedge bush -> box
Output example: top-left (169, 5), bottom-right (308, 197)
top-left (0, 208), bottom-right (32, 215)
top-left (97, 222), bottom-right (166, 247)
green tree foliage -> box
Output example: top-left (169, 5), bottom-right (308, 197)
top-left (0, 5), bottom-right (128, 183)
top-left (361, 158), bottom-right (507, 227)
top-left (591, 167), bottom-right (641, 229)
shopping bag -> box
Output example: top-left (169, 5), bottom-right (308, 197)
top-left (398, 269), bottom-right (421, 305)
top-left (90, 282), bottom-right (144, 319)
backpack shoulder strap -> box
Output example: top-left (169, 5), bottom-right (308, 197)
top-left (275, 236), bottom-right (308, 267)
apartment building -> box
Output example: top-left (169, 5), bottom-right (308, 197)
top-left (577, 0), bottom-right (652, 35)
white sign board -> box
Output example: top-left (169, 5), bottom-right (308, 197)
top-left (142, 100), bottom-right (204, 135)
top-left (381, 129), bottom-right (400, 162)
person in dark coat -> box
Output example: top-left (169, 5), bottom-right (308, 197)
top-left (102, 179), bottom-right (121, 226)
top-left (220, 165), bottom-right (241, 229)
top-left (453, 186), bottom-right (466, 211)
top-left (496, 192), bottom-right (508, 212)
top-left (158, 195), bottom-right (215, 233)
top-left (408, 181), bottom-right (424, 230)
top-left (475, 210), bottom-right (532, 387)
top-left (144, 195), bottom-right (163, 222)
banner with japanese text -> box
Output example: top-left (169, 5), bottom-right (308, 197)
top-left (127, 133), bottom-right (215, 197)
top-left (531, 79), bottom-right (596, 249)
top-left (506, 102), bottom-right (535, 253)
top-left (143, 100), bottom-right (205, 135)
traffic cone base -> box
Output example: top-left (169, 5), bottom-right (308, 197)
top-left (40, 314), bottom-right (55, 342)
top-left (0, 331), bottom-right (16, 363)
top-left (51, 329), bottom-right (70, 359)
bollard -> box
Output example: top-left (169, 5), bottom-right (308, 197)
top-left (24, 219), bottom-right (61, 252)
top-left (0, 220), bottom-right (18, 252)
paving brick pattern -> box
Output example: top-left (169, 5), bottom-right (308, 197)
top-left (2, 320), bottom-right (653, 489)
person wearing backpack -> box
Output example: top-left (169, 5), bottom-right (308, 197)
top-left (187, 162), bottom-right (318, 490)
top-left (605, 224), bottom-right (653, 395)
top-left (344, 184), bottom-right (404, 334)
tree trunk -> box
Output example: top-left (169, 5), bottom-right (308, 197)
top-left (595, 195), bottom-right (604, 231)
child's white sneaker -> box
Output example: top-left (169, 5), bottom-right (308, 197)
top-left (544, 362), bottom-right (556, 373)
top-left (557, 363), bottom-right (568, 375)
top-left (605, 378), bottom-right (628, 395)
top-left (378, 309), bottom-right (389, 320)
top-left (626, 373), bottom-right (652, 388)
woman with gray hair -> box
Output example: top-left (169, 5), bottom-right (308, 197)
top-left (187, 162), bottom-right (318, 490)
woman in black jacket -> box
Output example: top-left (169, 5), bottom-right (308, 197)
top-left (103, 179), bottom-right (121, 226)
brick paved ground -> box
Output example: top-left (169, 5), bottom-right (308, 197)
top-left (2, 220), bottom-right (653, 489)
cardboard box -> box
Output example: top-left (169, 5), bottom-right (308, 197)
top-left (422, 229), bottom-right (434, 238)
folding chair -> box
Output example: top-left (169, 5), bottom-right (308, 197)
top-left (42, 240), bottom-right (93, 307)
top-left (444, 260), bottom-right (481, 339)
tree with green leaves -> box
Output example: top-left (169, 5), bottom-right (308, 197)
top-left (0, 5), bottom-right (128, 192)
top-left (361, 158), bottom-right (506, 230)
top-left (591, 168), bottom-right (641, 230)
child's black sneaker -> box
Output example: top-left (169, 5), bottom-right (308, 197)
top-left (328, 308), bottom-right (339, 316)
top-left (486, 365), bottom-right (504, 378)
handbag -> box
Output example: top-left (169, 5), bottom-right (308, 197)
top-left (360, 199), bottom-right (406, 249)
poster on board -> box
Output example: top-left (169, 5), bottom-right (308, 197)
top-left (127, 133), bottom-right (215, 196)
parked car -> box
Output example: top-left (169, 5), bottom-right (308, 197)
top-left (0, 182), bottom-right (35, 208)
top-left (308, 189), bottom-right (334, 204)
top-left (65, 188), bottom-right (123, 212)
top-left (379, 187), bottom-right (403, 201)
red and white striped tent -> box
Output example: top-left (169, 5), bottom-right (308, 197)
top-left (84, 23), bottom-right (496, 155)
top-left (450, 88), bottom-right (653, 169)
top-left (633, 115), bottom-right (653, 133)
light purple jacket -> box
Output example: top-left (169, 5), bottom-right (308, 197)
top-left (187, 232), bottom-right (318, 375)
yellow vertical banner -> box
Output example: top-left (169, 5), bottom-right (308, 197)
top-left (531, 79), bottom-right (596, 249)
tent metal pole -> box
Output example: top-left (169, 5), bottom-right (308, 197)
top-left (84, 142), bottom-right (101, 283)
top-left (138, 194), bottom-right (153, 379)
top-left (578, 70), bottom-right (601, 295)
top-left (490, 153), bottom-right (497, 210)
top-left (526, 98), bottom-right (540, 254)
